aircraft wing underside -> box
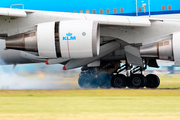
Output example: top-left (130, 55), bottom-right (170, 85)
top-left (1, 8), bottom-right (180, 70)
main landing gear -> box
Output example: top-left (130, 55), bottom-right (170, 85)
top-left (78, 63), bottom-right (160, 89)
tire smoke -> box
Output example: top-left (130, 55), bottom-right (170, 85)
top-left (0, 63), bottom-right (80, 90)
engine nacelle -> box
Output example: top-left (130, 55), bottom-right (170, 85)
top-left (140, 33), bottom-right (180, 66)
top-left (6, 20), bottom-right (100, 59)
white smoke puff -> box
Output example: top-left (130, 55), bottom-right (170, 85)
top-left (0, 63), bottom-right (80, 90)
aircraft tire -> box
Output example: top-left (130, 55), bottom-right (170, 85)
top-left (78, 73), bottom-right (95, 89)
top-left (128, 74), bottom-right (146, 89)
top-left (91, 78), bottom-right (99, 89)
top-left (145, 74), bottom-right (160, 88)
top-left (111, 74), bottom-right (127, 88)
top-left (98, 73), bottom-right (112, 89)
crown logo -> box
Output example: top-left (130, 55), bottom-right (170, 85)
top-left (66, 32), bottom-right (72, 36)
top-left (63, 32), bottom-right (76, 40)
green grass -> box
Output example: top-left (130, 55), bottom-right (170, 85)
top-left (0, 89), bottom-right (180, 96)
top-left (0, 74), bottom-right (180, 120)
top-left (158, 74), bottom-right (180, 88)
top-left (0, 90), bottom-right (179, 120)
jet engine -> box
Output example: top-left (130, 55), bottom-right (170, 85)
top-left (140, 35), bottom-right (174, 60)
top-left (6, 20), bottom-right (100, 59)
top-left (140, 33), bottom-right (180, 66)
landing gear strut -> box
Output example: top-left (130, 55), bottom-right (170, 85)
top-left (125, 64), bottom-right (147, 89)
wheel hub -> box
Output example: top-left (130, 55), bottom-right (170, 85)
top-left (149, 79), bottom-right (155, 85)
top-left (114, 77), bottom-right (123, 87)
top-left (132, 77), bottom-right (141, 86)
top-left (82, 77), bottom-right (90, 85)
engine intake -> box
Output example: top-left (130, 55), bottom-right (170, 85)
top-left (6, 20), bottom-right (100, 59)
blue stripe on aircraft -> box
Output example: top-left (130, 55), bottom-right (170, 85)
top-left (1, 0), bottom-right (180, 17)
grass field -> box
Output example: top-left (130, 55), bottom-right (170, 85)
top-left (0, 89), bottom-right (180, 120)
top-left (0, 74), bottom-right (180, 120)
top-left (158, 74), bottom-right (180, 88)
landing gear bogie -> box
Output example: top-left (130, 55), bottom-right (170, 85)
top-left (78, 62), bottom-right (160, 89)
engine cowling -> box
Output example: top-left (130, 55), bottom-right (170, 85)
top-left (6, 20), bottom-right (100, 59)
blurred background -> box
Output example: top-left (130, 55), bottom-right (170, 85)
top-left (0, 60), bottom-right (180, 90)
